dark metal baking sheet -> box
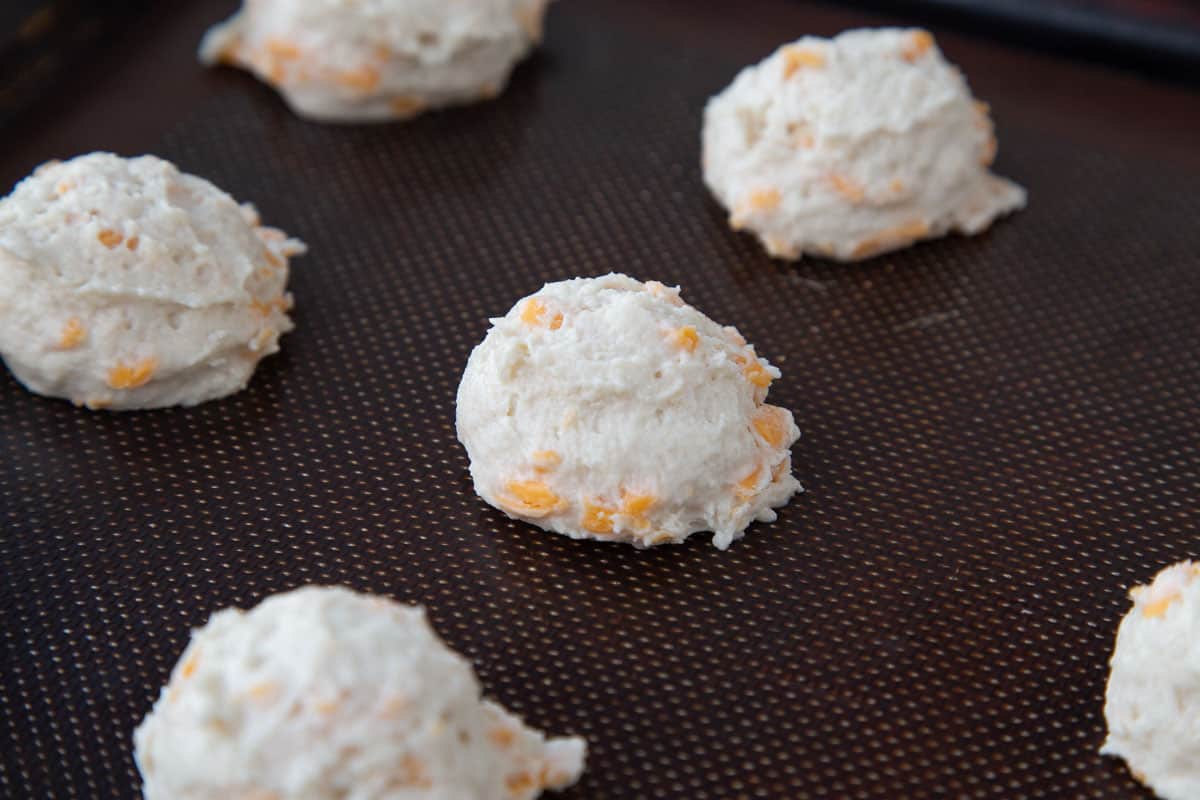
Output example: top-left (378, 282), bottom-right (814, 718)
top-left (2, 0), bottom-right (1199, 797)
top-left (835, 0), bottom-right (1200, 83)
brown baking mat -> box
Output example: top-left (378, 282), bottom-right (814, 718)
top-left (2, 0), bottom-right (1199, 797)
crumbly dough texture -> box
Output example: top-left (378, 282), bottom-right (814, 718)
top-left (134, 586), bottom-right (586, 800)
top-left (1101, 560), bottom-right (1200, 800)
top-left (0, 153), bottom-right (304, 411)
top-left (200, 0), bottom-right (551, 122)
top-left (456, 273), bottom-right (802, 550)
top-left (702, 27), bottom-right (1026, 262)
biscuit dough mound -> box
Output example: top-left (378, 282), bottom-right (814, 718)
top-left (134, 586), bottom-right (586, 800)
top-left (0, 153), bottom-right (304, 410)
top-left (1101, 561), bottom-right (1200, 800)
top-left (200, 0), bottom-right (551, 122)
top-left (456, 274), bottom-right (802, 550)
top-left (702, 28), bottom-right (1026, 261)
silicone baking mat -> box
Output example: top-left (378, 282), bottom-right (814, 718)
top-left (2, 0), bottom-right (1198, 797)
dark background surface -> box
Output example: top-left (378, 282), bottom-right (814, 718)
top-left (2, 0), bottom-right (1199, 798)
top-left (840, 0), bottom-right (1200, 82)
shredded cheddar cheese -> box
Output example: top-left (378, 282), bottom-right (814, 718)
top-left (1142, 595), bottom-right (1178, 619)
top-left (107, 357), bottom-right (158, 390)
top-left (732, 188), bottom-right (782, 230)
top-left (265, 39), bottom-right (301, 60)
top-left (746, 188), bottom-right (781, 212)
top-left (520, 298), bottom-right (546, 325)
top-left (489, 727), bottom-right (518, 748)
top-left (506, 770), bottom-right (538, 794)
top-left (581, 502), bottom-right (616, 534)
top-left (498, 480), bottom-right (563, 517)
top-left (390, 96), bottom-right (426, 115)
top-left (737, 355), bottom-right (773, 388)
top-left (519, 298), bottom-right (562, 329)
top-left (645, 280), bottom-right (684, 306)
top-left (752, 406), bottom-right (788, 448)
top-left (621, 492), bottom-right (656, 529)
top-left (670, 326), bottom-right (699, 353)
top-left (57, 318), bottom-right (86, 350)
top-left (250, 296), bottom-right (290, 316)
top-left (902, 31), bottom-right (935, 62)
top-left (851, 219), bottom-right (931, 259)
top-left (782, 46), bottom-right (826, 78)
top-left (338, 66), bottom-right (381, 92)
top-left (736, 465), bottom-right (763, 500)
top-left (828, 174), bottom-right (865, 203)
top-left (531, 450), bottom-right (561, 473)
top-left (97, 229), bottom-right (123, 249)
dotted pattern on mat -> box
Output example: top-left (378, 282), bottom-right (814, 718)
top-left (2, 0), bottom-right (1199, 798)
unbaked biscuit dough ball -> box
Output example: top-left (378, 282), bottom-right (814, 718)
top-left (200, 0), bottom-right (552, 123)
top-left (1101, 560), bottom-right (1200, 800)
top-left (0, 153), bottom-right (304, 411)
top-left (456, 274), bottom-right (802, 550)
top-left (134, 586), bottom-right (586, 800)
top-left (702, 28), bottom-right (1026, 262)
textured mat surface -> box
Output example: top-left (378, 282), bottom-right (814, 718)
top-left (2, 1), bottom-right (1199, 797)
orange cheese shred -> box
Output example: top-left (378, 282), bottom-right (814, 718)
top-left (1142, 595), bottom-right (1178, 619)
top-left (58, 318), bottom-right (86, 350)
top-left (828, 174), bottom-right (865, 203)
top-left (531, 450), bottom-right (562, 473)
top-left (736, 465), bottom-right (763, 500)
top-left (752, 406), bottom-right (789, 448)
top-left (581, 502), bottom-right (616, 534)
top-left (498, 480), bottom-right (563, 517)
top-left (851, 220), bottom-right (931, 260)
top-left (902, 31), bottom-right (935, 62)
top-left (97, 229), bottom-right (123, 249)
top-left (180, 655), bottom-right (199, 679)
top-left (620, 492), bottom-right (656, 529)
top-left (107, 357), bottom-right (157, 390)
top-left (337, 65), bottom-right (381, 92)
top-left (782, 46), bottom-right (826, 78)
top-left (389, 96), bottom-right (426, 116)
top-left (670, 326), bottom-right (699, 353)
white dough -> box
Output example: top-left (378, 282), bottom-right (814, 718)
top-left (702, 28), bottom-right (1026, 262)
top-left (0, 153), bottom-right (304, 411)
top-left (200, 0), bottom-right (551, 123)
top-left (455, 274), bottom-right (802, 550)
top-left (134, 586), bottom-right (586, 800)
top-left (1101, 561), bottom-right (1200, 800)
